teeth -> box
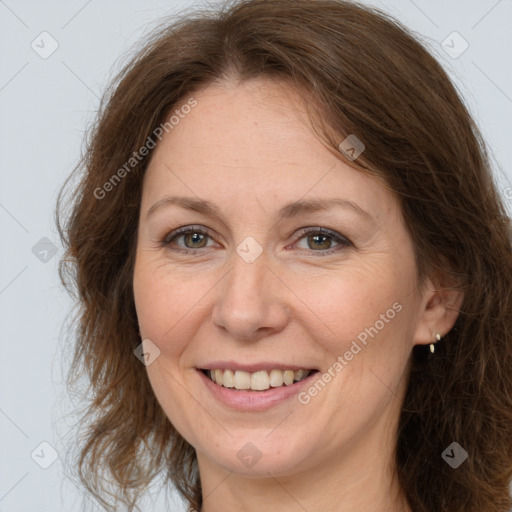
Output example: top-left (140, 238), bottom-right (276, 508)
top-left (234, 370), bottom-right (251, 389)
top-left (283, 370), bottom-right (295, 386)
top-left (206, 368), bottom-right (312, 391)
top-left (269, 369), bottom-right (283, 387)
top-left (251, 371), bottom-right (269, 391)
top-left (294, 369), bottom-right (308, 381)
top-left (222, 369), bottom-right (235, 388)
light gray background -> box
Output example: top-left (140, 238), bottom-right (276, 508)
top-left (1, 1), bottom-right (511, 511)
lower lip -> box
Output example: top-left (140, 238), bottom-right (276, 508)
top-left (196, 369), bottom-right (319, 411)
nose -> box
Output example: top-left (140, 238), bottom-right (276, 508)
top-left (211, 251), bottom-right (289, 342)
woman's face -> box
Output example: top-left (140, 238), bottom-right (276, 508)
top-left (133, 78), bottom-right (434, 481)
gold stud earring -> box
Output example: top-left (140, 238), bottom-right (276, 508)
top-left (430, 333), bottom-right (441, 354)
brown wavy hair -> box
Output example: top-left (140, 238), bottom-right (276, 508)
top-left (55, 0), bottom-right (512, 510)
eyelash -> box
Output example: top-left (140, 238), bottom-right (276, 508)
top-left (161, 225), bottom-right (352, 256)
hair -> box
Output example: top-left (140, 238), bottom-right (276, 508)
top-left (55, 0), bottom-right (512, 510)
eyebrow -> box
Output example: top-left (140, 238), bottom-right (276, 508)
top-left (146, 195), bottom-right (373, 222)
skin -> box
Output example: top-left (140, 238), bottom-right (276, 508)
top-left (133, 77), bottom-right (463, 512)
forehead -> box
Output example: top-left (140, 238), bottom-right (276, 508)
top-left (155, 79), bottom-right (321, 166)
top-left (142, 78), bottom-right (396, 222)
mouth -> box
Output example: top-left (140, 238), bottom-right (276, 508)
top-left (199, 367), bottom-right (320, 392)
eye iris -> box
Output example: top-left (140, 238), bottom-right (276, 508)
top-left (184, 232), bottom-right (207, 248)
top-left (308, 234), bottom-right (331, 250)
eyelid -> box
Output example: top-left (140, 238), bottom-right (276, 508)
top-left (162, 225), bottom-right (216, 246)
top-left (293, 226), bottom-right (351, 243)
top-left (291, 226), bottom-right (352, 252)
top-left (161, 225), bottom-right (352, 254)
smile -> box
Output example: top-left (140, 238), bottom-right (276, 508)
top-left (200, 368), bottom-right (317, 391)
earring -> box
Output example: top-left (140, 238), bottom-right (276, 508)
top-left (430, 333), bottom-right (441, 354)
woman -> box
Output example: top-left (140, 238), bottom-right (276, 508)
top-left (56, 0), bottom-right (512, 511)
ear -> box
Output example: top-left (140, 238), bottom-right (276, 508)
top-left (412, 273), bottom-right (465, 346)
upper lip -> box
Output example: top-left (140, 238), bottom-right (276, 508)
top-left (197, 361), bottom-right (319, 373)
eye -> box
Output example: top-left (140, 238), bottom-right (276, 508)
top-left (162, 225), bottom-right (217, 254)
top-left (161, 225), bottom-right (352, 256)
top-left (292, 227), bottom-right (352, 255)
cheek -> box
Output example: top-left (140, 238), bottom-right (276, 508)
top-left (133, 261), bottom-right (184, 349)
top-left (308, 264), bottom-right (406, 347)
top-left (133, 258), bottom-right (217, 363)
top-left (133, 264), bottom-right (202, 434)
top-left (306, 264), bottom-right (414, 412)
